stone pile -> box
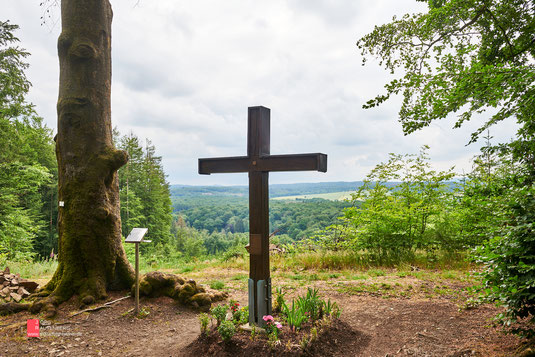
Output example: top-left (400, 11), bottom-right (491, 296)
top-left (0, 267), bottom-right (39, 304)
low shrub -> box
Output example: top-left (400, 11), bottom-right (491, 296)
top-left (210, 304), bottom-right (228, 326)
top-left (217, 320), bottom-right (236, 342)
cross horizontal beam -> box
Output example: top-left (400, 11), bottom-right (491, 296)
top-left (198, 153), bottom-right (327, 175)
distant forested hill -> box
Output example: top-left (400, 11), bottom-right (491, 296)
top-left (169, 182), bottom-right (361, 240)
top-left (169, 181), bottom-right (460, 240)
top-left (170, 181), bottom-right (366, 199)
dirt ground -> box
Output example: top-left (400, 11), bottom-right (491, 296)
top-left (0, 268), bottom-right (525, 356)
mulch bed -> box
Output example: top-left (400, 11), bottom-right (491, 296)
top-left (185, 318), bottom-right (370, 356)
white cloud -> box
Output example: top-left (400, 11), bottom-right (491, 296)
top-left (3, 1), bottom-right (518, 185)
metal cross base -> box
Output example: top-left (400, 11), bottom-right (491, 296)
top-left (248, 278), bottom-right (272, 327)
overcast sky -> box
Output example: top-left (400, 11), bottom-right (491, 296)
top-left (4, 1), bottom-right (517, 185)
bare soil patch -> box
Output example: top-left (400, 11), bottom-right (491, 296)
top-left (0, 271), bottom-right (526, 356)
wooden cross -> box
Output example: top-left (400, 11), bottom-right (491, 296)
top-left (198, 106), bottom-right (327, 326)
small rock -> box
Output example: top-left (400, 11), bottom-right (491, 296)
top-left (9, 292), bottom-right (22, 302)
top-left (19, 280), bottom-right (39, 293)
top-left (18, 287), bottom-right (30, 297)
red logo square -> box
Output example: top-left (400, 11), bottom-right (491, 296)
top-left (27, 319), bottom-right (39, 337)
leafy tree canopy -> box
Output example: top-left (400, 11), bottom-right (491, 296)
top-left (357, 0), bottom-right (535, 144)
top-left (0, 20), bottom-right (32, 119)
top-left (0, 20), bottom-right (57, 260)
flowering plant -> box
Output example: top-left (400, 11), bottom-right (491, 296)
top-left (262, 315), bottom-right (282, 338)
top-left (228, 300), bottom-right (243, 323)
top-left (230, 300), bottom-right (240, 313)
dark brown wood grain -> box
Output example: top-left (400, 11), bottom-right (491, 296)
top-left (198, 106), bottom-right (327, 324)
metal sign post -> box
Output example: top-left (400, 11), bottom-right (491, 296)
top-left (125, 228), bottom-right (150, 315)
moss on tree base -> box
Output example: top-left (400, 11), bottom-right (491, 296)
top-left (135, 271), bottom-right (227, 311)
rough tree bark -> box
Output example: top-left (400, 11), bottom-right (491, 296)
top-left (34, 0), bottom-right (134, 313)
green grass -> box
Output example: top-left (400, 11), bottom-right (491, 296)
top-left (179, 265), bottom-right (195, 274)
top-left (5, 248), bottom-right (477, 300)
top-left (345, 273), bottom-right (367, 280)
top-left (368, 269), bottom-right (386, 277)
top-left (267, 250), bottom-right (474, 272)
top-left (336, 280), bottom-right (458, 299)
top-left (1, 259), bottom-right (58, 280)
top-left (209, 280), bottom-right (225, 290)
top-left (230, 273), bottom-right (248, 281)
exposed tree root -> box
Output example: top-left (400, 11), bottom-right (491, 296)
top-left (136, 271), bottom-right (228, 311)
top-left (2, 270), bottom-right (225, 318)
top-left (0, 302), bottom-right (31, 315)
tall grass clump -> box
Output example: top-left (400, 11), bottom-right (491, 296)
top-left (1, 259), bottom-right (58, 280)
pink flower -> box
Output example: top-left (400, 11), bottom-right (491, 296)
top-left (275, 323), bottom-right (282, 329)
top-left (262, 315), bottom-right (274, 322)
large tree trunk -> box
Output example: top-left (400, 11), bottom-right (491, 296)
top-left (39, 0), bottom-right (134, 309)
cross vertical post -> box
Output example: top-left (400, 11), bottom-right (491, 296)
top-left (247, 107), bottom-right (271, 324)
top-left (198, 106), bottom-right (327, 326)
